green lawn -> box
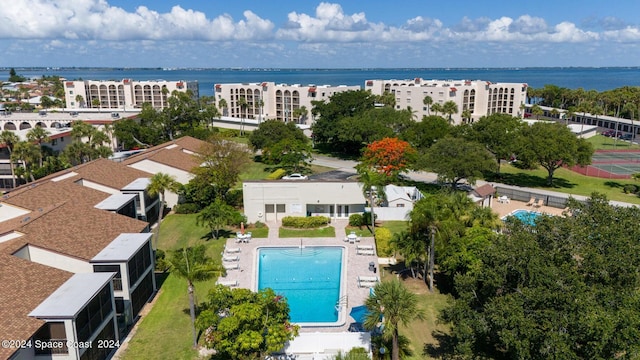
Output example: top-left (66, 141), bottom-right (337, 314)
top-left (587, 134), bottom-right (640, 150)
top-left (279, 226), bottom-right (336, 238)
top-left (379, 220), bottom-right (408, 237)
top-left (121, 214), bottom-right (226, 360)
top-left (495, 164), bottom-right (640, 204)
top-left (380, 266), bottom-right (451, 360)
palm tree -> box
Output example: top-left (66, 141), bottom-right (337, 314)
top-left (461, 109), bottom-right (472, 124)
top-left (0, 131), bottom-right (19, 188)
top-left (218, 98), bottom-right (228, 117)
top-left (26, 126), bottom-right (51, 167)
top-left (237, 96), bottom-right (248, 135)
top-left (423, 95), bottom-right (433, 115)
top-left (169, 246), bottom-right (222, 349)
top-left (442, 101), bottom-right (459, 123)
top-left (257, 98), bottom-right (264, 123)
top-left (357, 167), bottom-right (386, 239)
top-left (363, 280), bottom-right (425, 360)
top-left (75, 94), bottom-right (84, 108)
top-left (430, 102), bottom-right (442, 116)
top-left (12, 141), bottom-right (39, 183)
top-left (92, 98), bottom-right (101, 112)
top-left (531, 104), bottom-right (544, 120)
top-left (147, 173), bottom-right (180, 249)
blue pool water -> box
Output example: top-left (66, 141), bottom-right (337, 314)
top-left (508, 209), bottom-right (542, 226)
top-left (257, 247), bottom-right (343, 323)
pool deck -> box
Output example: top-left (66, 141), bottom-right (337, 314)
top-left (218, 219), bottom-right (377, 333)
top-left (490, 198), bottom-right (566, 218)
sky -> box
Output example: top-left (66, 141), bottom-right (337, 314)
top-left (1, 0), bottom-right (640, 68)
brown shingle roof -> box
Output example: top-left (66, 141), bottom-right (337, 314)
top-left (3, 179), bottom-right (109, 211)
top-left (0, 254), bottom-right (71, 359)
top-left (17, 203), bottom-right (149, 261)
top-left (15, 158), bottom-right (151, 193)
top-left (473, 183), bottom-right (496, 198)
top-left (121, 136), bottom-right (207, 172)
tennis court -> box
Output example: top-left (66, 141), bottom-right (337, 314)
top-left (572, 150), bottom-right (640, 178)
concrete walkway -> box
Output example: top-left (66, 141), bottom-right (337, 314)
top-left (217, 219), bottom-right (379, 334)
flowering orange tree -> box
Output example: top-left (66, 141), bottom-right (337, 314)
top-left (360, 137), bottom-right (417, 181)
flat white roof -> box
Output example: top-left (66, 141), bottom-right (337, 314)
top-left (284, 332), bottom-right (371, 356)
top-left (29, 273), bottom-right (113, 319)
top-left (0, 202), bottom-right (31, 223)
top-left (50, 171), bottom-right (78, 182)
top-left (94, 193), bottom-right (137, 211)
top-left (121, 177), bottom-right (150, 191)
top-left (91, 233), bottom-right (152, 262)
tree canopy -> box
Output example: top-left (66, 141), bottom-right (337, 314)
top-left (423, 137), bottom-right (497, 189)
top-left (517, 122), bottom-right (593, 185)
top-left (441, 194), bottom-right (640, 359)
top-left (197, 285), bottom-right (299, 359)
top-left (359, 137), bottom-right (416, 181)
top-left (469, 113), bottom-right (525, 173)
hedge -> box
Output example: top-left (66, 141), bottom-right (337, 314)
top-left (281, 216), bottom-right (330, 228)
top-left (267, 168), bottom-right (288, 180)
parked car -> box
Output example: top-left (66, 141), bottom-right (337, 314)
top-left (620, 133), bottom-right (634, 141)
top-left (602, 130), bottom-right (623, 137)
top-left (281, 173), bottom-right (308, 180)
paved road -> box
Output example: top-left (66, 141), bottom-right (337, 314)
top-left (311, 154), bottom-right (637, 208)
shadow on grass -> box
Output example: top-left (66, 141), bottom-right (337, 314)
top-left (604, 181), bottom-right (626, 189)
top-left (424, 330), bottom-right (456, 359)
top-left (200, 229), bottom-right (234, 241)
top-left (487, 172), bottom-right (576, 189)
top-left (154, 271), bottom-right (170, 289)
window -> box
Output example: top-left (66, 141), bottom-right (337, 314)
top-left (70, 91), bottom-right (73, 95)
top-left (276, 204), bottom-right (286, 213)
top-left (130, 271), bottom-right (153, 317)
top-left (396, 204), bottom-right (405, 208)
top-left (128, 242), bottom-right (152, 287)
top-left (93, 265), bottom-right (122, 291)
top-left (265, 204), bottom-right (275, 213)
top-left (34, 322), bottom-right (68, 355)
top-left (76, 284), bottom-right (113, 343)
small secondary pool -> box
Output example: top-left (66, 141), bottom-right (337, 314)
top-left (505, 209), bottom-right (542, 226)
top-left (257, 247), bottom-right (343, 324)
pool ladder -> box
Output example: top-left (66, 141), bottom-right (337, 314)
top-left (335, 295), bottom-right (348, 312)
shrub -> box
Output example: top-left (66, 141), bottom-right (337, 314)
top-left (253, 221), bottom-right (266, 228)
top-left (349, 213), bottom-right (364, 227)
top-left (623, 184), bottom-right (638, 194)
top-left (362, 211), bottom-right (377, 226)
top-left (155, 249), bottom-right (170, 272)
top-left (225, 189), bottom-right (244, 207)
top-left (266, 168), bottom-right (288, 180)
top-left (375, 227), bottom-right (393, 257)
top-left (173, 203), bottom-right (200, 214)
top-left (281, 216), bottom-right (330, 228)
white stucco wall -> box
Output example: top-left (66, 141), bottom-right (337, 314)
top-left (242, 181), bottom-right (366, 223)
top-left (127, 159), bottom-right (193, 208)
top-left (27, 245), bottom-right (93, 273)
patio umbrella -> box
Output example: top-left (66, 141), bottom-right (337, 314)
top-left (349, 305), bottom-right (370, 324)
top-left (240, 221), bottom-right (244, 235)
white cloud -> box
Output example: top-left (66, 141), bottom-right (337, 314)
top-left (0, 1), bottom-right (638, 67)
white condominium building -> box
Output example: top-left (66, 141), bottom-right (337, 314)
top-left (63, 79), bottom-right (199, 110)
top-left (365, 78), bottom-right (528, 124)
top-left (214, 82), bottom-right (360, 124)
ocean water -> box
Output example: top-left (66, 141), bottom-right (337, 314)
top-left (6, 67), bottom-right (640, 97)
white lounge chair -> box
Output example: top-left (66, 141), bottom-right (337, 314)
top-left (225, 247), bottom-right (241, 254)
top-left (357, 245), bottom-right (374, 251)
top-left (525, 197), bottom-right (535, 206)
top-left (223, 263), bottom-right (239, 270)
top-left (357, 249), bottom-right (375, 256)
top-left (223, 255), bottom-right (239, 262)
top-left (217, 280), bottom-right (238, 287)
top-left (357, 276), bottom-right (379, 288)
top-left (533, 198), bottom-right (544, 208)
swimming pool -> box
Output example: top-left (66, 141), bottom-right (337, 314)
top-left (505, 209), bottom-right (542, 226)
top-left (257, 247), bottom-right (344, 325)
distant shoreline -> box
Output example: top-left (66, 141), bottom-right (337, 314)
top-left (2, 66), bottom-right (640, 71)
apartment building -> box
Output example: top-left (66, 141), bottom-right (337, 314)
top-left (0, 159), bottom-right (161, 360)
top-left (365, 78), bottom-right (528, 124)
top-left (214, 82), bottom-right (360, 125)
top-left (63, 79), bottom-right (199, 110)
